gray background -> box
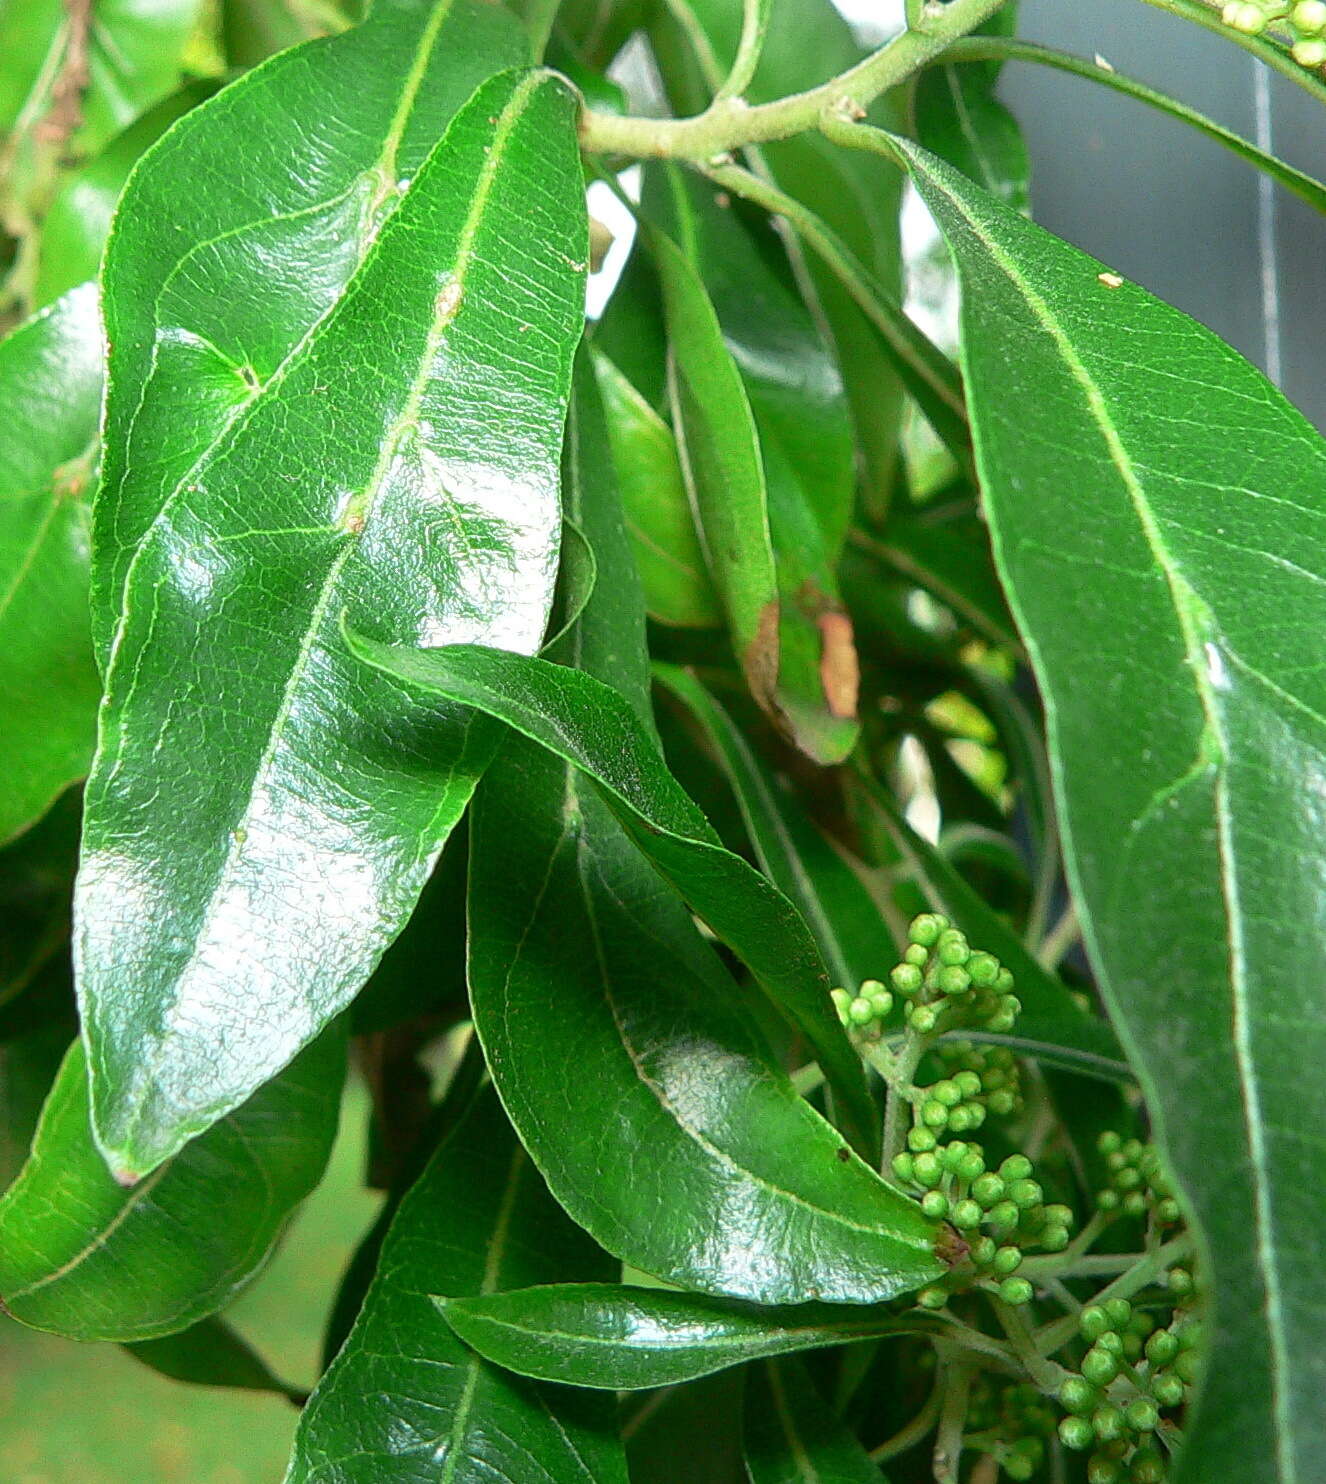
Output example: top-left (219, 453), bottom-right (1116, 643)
top-left (1003, 2), bottom-right (1326, 429)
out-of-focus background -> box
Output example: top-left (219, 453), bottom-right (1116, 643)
top-left (5, 3), bottom-right (1325, 1480)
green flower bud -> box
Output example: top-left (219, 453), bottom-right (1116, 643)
top-left (1096, 1330), bottom-right (1124, 1356)
top-left (1231, 1), bottom-right (1268, 34)
top-left (946, 1105), bottom-right (975, 1133)
top-left (1121, 1191), bottom-right (1147, 1219)
top-left (954, 1069), bottom-right (983, 1098)
top-left (904, 943), bottom-right (929, 967)
top-left (1000, 1155), bottom-right (1033, 1182)
top-left (1087, 1457), bottom-right (1123, 1484)
top-left (1175, 1350), bottom-right (1200, 1384)
top-left (966, 950), bottom-right (1000, 986)
top-left (936, 928), bottom-right (970, 965)
top-left (972, 1172), bottom-right (1005, 1207)
top-left (1097, 1189), bottom-right (1121, 1213)
top-left (909, 1004), bottom-right (939, 1034)
top-left (987, 1088), bottom-right (1017, 1116)
top-left (937, 965), bottom-right (971, 996)
top-left (1293, 35), bottom-right (1326, 63)
top-left (1156, 1196), bottom-right (1182, 1224)
top-left (1114, 1166), bottom-right (1143, 1191)
top-left (1103, 1299), bottom-right (1133, 1331)
top-left (1080, 1305), bottom-right (1111, 1341)
top-left (1131, 1447), bottom-right (1166, 1484)
top-left (986, 1011), bottom-right (1016, 1034)
top-left (993, 1245), bottom-right (1023, 1275)
top-left (1145, 1330), bottom-right (1180, 1367)
top-left (1008, 1178), bottom-right (1043, 1209)
top-left (1151, 1371), bottom-right (1186, 1408)
top-left (1128, 1311), bottom-right (1155, 1338)
top-left (956, 1148), bottom-right (986, 1182)
top-left (868, 990), bottom-right (893, 1018)
top-left (891, 962), bottom-right (923, 996)
top-left (891, 1152), bottom-right (916, 1184)
top-left (971, 1235), bottom-right (997, 1266)
top-left (1293, 0), bottom-right (1326, 32)
top-left (908, 1125), bottom-right (938, 1153)
top-left (922, 1099), bottom-right (950, 1129)
top-left (1039, 1224), bottom-right (1070, 1253)
top-left (1060, 1376), bottom-right (1099, 1415)
top-left (940, 1139), bottom-right (970, 1171)
top-left (847, 996), bottom-right (875, 1026)
top-left (994, 967), bottom-right (1015, 993)
top-left (913, 1151), bottom-right (942, 1186)
top-left (1092, 1403), bottom-right (1126, 1443)
top-left (931, 1079), bottom-right (962, 1108)
top-left (1168, 1266), bottom-right (1195, 1297)
top-left (921, 1190), bottom-right (949, 1220)
top-left (908, 912), bottom-right (947, 947)
top-left (1097, 1131), bottom-right (1122, 1156)
top-left (917, 1284), bottom-right (948, 1310)
top-left (1123, 1332), bottom-right (1144, 1361)
top-left (1003, 1452), bottom-right (1036, 1483)
top-left (989, 1199), bottom-right (1020, 1232)
top-left (953, 1198), bottom-right (983, 1229)
top-left (1082, 1345), bottom-right (1120, 1387)
top-left (1043, 1204), bottom-right (1074, 1229)
top-left (1058, 1415), bottom-right (1095, 1451)
top-left (1000, 1276), bottom-right (1034, 1305)
top-left (1125, 1399), bottom-right (1160, 1433)
top-left (1121, 1138), bottom-right (1143, 1161)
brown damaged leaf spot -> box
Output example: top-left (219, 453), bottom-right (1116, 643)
top-left (817, 610), bottom-right (859, 721)
top-left (742, 598), bottom-right (781, 715)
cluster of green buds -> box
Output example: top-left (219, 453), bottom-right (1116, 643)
top-left (896, 1146), bottom-right (1076, 1309)
top-left (829, 977), bottom-right (893, 1037)
top-left (887, 913), bottom-right (1021, 1038)
top-left (1221, 0), bottom-right (1326, 68)
top-left (1057, 1299), bottom-right (1202, 1481)
top-left (1095, 1132), bottom-right (1183, 1227)
top-left (933, 1038), bottom-right (1023, 1120)
top-left (964, 1379), bottom-right (1057, 1481)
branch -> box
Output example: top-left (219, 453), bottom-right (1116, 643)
top-left (579, 0), bottom-right (1010, 158)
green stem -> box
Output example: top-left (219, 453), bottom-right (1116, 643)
top-left (941, 35), bottom-right (1326, 216)
top-left (714, 0), bottom-right (768, 101)
top-left (869, 1375), bottom-right (944, 1462)
top-left (932, 1357), bottom-right (974, 1484)
top-left (879, 1028), bottom-right (932, 1174)
top-left (991, 1298), bottom-right (1071, 1393)
top-left (523, 0), bottom-right (562, 62)
top-left (1036, 903), bottom-right (1080, 972)
top-left (1034, 1234), bottom-right (1194, 1357)
top-left (578, 0), bottom-right (1010, 157)
top-left (1133, 0), bottom-right (1326, 111)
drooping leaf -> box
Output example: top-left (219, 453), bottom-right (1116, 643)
top-left (79, 57), bottom-right (586, 1179)
top-left (0, 283), bottom-right (102, 845)
top-left (347, 634), bottom-right (877, 1149)
top-left (286, 1084), bottom-right (625, 1484)
top-left (881, 128), bottom-right (1326, 1483)
top-left (743, 1358), bottom-right (885, 1484)
top-left (440, 1282), bottom-right (930, 1389)
top-left (652, 168), bottom-right (860, 764)
top-left (125, 1315), bottom-right (305, 1402)
top-left (458, 367), bottom-right (938, 1304)
top-left (0, 1027), bottom-right (345, 1342)
top-left (591, 346), bottom-right (721, 628)
top-left (34, 80), bottom-right (218, 309)
top-left (655, 664), bottom-right (888, 994)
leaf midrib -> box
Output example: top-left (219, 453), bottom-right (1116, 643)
top-left (922, 156), bottom-right (1294, 1479)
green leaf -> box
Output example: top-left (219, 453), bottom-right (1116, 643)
top-left (125, 1315), bottom-right (305, 1402)
top-left (80, 58), bottom-right (586, 1179)
top-left (912, 6), bottom-right (1028, 211)
top-left (851, 767), bottom-right (1128, 1082)
top-left (0, 284), bottom-right (103, 846)
top-left (0, 1028), bottom-right (345, 1342)
top-left (458, 367), bottom-right (938, 1304)
top-left (591, 346), bottom-right (721, 629)
top-left (0, 1026), bottom-right (68, 1191)
top-left (883, 129), bottom-right (1326, 1483)
top-left (347, 634), bottom-right (876, 1150)
top-left (654, 664), bottom-right (887, 994)
top-left (33, 81), bottom-right (218, 309)
top-left (626, 1370), bottom-right (746, 1484)
top-left (652, 168), bottom-right (860, 764)
top-left (743, 1358), bottom-right (885, 1484)
top-left (440, 1283), bottom-right (928, 1390)
top-left (286, 1084), bottom-right (625, 1484)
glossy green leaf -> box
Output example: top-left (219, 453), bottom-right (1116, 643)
top-left (743, 1358), bottom-right (885, 1484)
top-left (0, 284), bottom-right (102, 846)
top-left (654, 664), bottom-right (887, 994)
top-left (0, 1028), bottom-right (345, 1342)
top-left (913, 6), bottom-right (1028, 212)
top-left (591, 346), bottom-right (721, 628)
top-left (886, 129), bottom-right (1326, 1483)
top-left (851, 768), bottom-right (1128, 1082)
top-left (347, 635), bottom-right (876, 1149)
top-left (80, 56), bottom-right (586, 1179)
top-left (126, 1315), bottom-right (304, 1401)
top-left (440, 1283), bottom-right (929, 1390)
top-left (653, 168), bottom-right (860, 764)
top-left (460, 366), bottom-right (938, 1304)
top-left (287, 1084), bottom-right (625, 1484)
top-left (653, 225), bottom-right (780, 711)
top-left (33, 81), bottom-right (217, 309)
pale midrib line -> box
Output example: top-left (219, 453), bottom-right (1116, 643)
top-left (437, 1140), bottom-right (526, 1484)
top-left (928, 172), bottom-right (1295, 1480)
top-left (5, 1158), bottom-right (171, 1300)
top-left (108, 74), bottom-right (543, 1167)
top-left (769, 1360), bottom-right (823, 1484)
top-left (444, 1311), bottom-right (894, 1352)
top-left (577, 833), bottom-right (923, 1253)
